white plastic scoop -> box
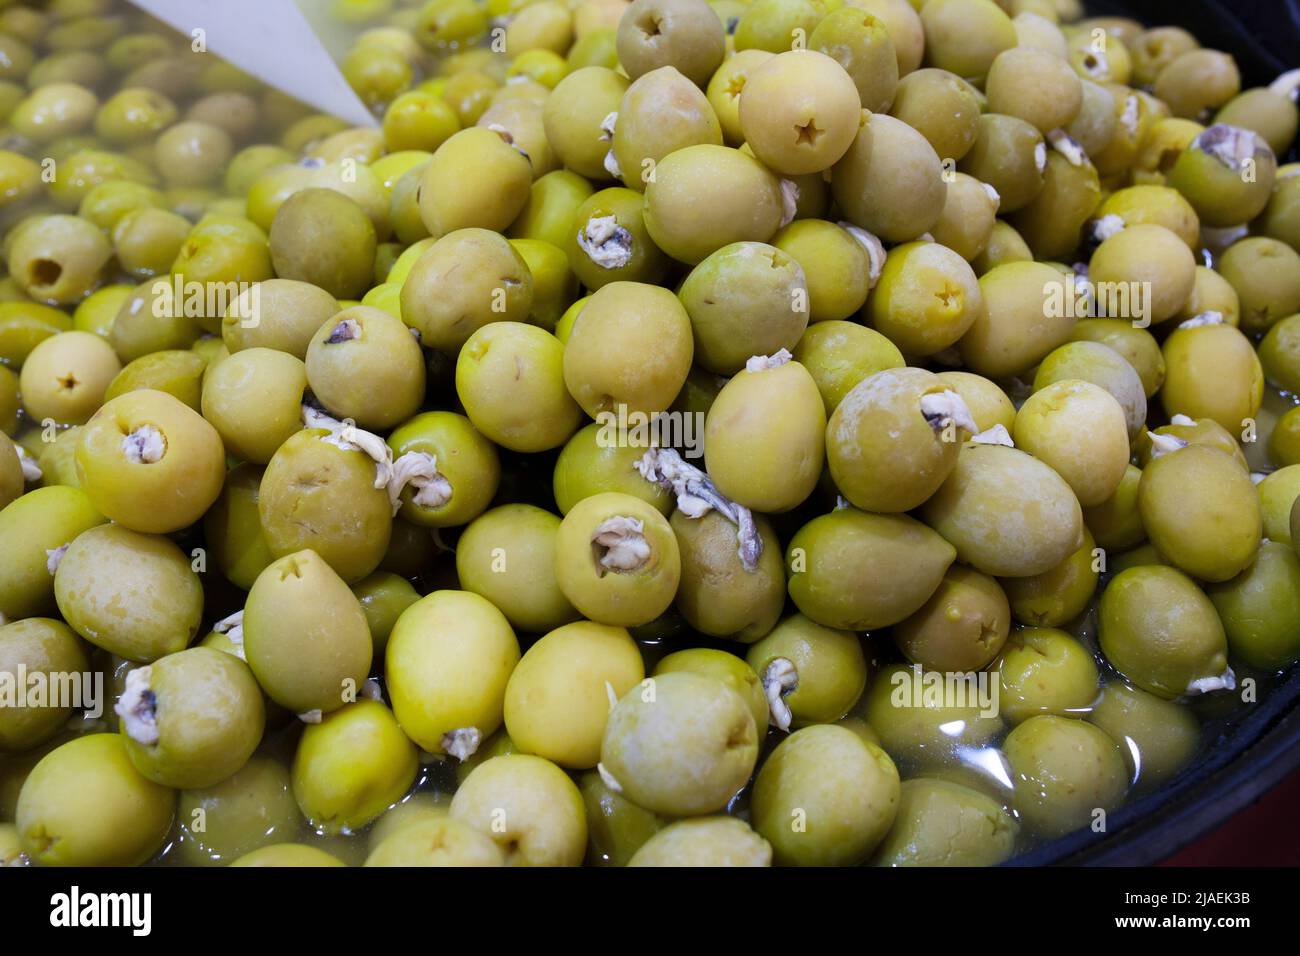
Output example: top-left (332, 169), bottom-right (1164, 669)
top-left (126, 0), bottom-right (377, 126)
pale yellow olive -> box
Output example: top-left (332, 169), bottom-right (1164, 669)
top-left (386, 590), bottom-right (521, 755)
top-left (503, 620), bottom-right (643, 769)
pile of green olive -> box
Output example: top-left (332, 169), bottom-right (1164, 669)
top-left (1, 0), bottom-right (1300, 868)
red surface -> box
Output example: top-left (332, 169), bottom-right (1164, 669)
top-left (1162, 767), bottom-right (1300, 866)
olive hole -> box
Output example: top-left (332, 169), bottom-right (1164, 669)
top-left (30, 258), bottom-right (62, 288)
top-left (794, 120), bottom-right (823, 146)
top-left (591, 537), bottom-right (610, 578)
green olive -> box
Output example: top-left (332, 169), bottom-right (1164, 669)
top-left (0, 618), bottom-right (89, 752)
top-left (75, 388), bottom-right (225, 533)
top-left (350, 571), bottom-right (419, 657)
top-left (510, 169), bottom-right (595, 250)
top-left (386, 589), bottom-right (520, 754)
top-left (565, 186), bottom-right (671, 289)
top-left (704, 356), bottom-right (824, 513)
top-left (449, 754), bottom-right (587, 866)
top-left (1033, 340), bottom-right (1148, 442)
top-left (671, 508), bottom-right (785, 641)
top-left (861, 661), bottom-right (1004, 766)
top-left (1087, 682), bottom-right (1200, 790)
top-left (509, 237), bottom-right (577, 331)
top-left (787, 508), bottom-right (956, 631)
top-left (872, 778), bottom-right (1018, 867)
top-left (832, 112), bottom-right (946, 244)
top-left (386, 411), bottom-right (501, 528)
top-left (542, 66), bottom-right (628, 180)
top-left (170, 756), bottom-right (301, 866)
top-left (616, 0), bottom-right (724, 86)
top-left (400, 227), bottom-right (534, 352)
top-left (1068, 319), bottom-right (1165, 399)
top-left (418, 126), bottom-right (533, 236)
top-left (1099, 565), bottom-right (1230, 699)
top-left (627, 816), bottom-right (771, 866)
top-left (1001, 526), bottom-right (1100, 628)
top-left (1004, 714), bottom-right (1127, 839)
top-left (892, 565), bottom-right (1010, 672)
top-left (106, 348), bottom-right (207, 411)
top-left (455, 504), bottom-right (576, 633)
top-left (1008, 150), bottom-right (1101, 261)
top-left (752, 724), bottom-right (900, 866)
top-left (169, 215), bottom-right (275, 334)
top-left (7, 213), bottom-right (112, 305)
top-left (868, 241), bottom-right (982, 356)
top-left (117, 646), bottom-right (265, 789)
top-left (95, 86), bottom-right (177, 145)
top-left (921, 443), bottom-right (1084, 579)
top-left (642, 144), bottom-right (785, 264)
top-left (677, 241), bottom-right (810, 375)
top-left (651, 647), bottom-right (767, 739)
top-left (243, 549), bottom-right (374, 715)
top-left (1166, 124), bottom-right (1275, 228)
top-left (1013, 380), bottom-right (1129, 508)
top-left (200, 347), bottom-right (306, 464)
top-left (1206, 540), bottom-right (1300, 671)
top-left (107, 280), bottom-right (203, 363)
top-left (306, 306), bottom-right (424, 430)
top-left (1257, 465), bottom-right (1300, 545)
top-left (221, 278), bottom-right (340, 360)
top-left (504, 620), bottom-right (643, 768)
top-left (733, 0), bottom-right (826, 55)
top-left (578, 767), bottom-right (666, 866)
top-left (0, 364), bottom-right (17, 434)
top-left (291, 699), bottom-right (418, 834)
top-left (958, 262), bottom-right (1076, 379)
top-left (994, 627), bottom-right (1100, 724)
top-left (0, 300), bottom-right (75, 369)
top-left (552, 421), bottom-right (674, 516)
top-left (258, 428), bottom-right (392, 583)
top-left (600, 670), bottom-right (757, 816)
top-left (268, 188), bottom-right (377, 301)
top-left (228, 843), bottom-right (346, 867)
top-left (17, 733), bottom-right (174, 866)
top-left (933, 371), bottom-right (1016, 434)
top-left (365, 816), bottom-right (505, 866)
top-left (110, 208), bottom-right (189, 282)
top-left (739, 50), bottom-right (861, 176)
top-left (35, 427), bottom-right (83, 490)
top-left (456, 321), bottom-right (582, 452)
top-left (203, 462), bottom-right (274, 591)
top-left (794, 319), bottom-right (905, 416)
top-left (0, 484), bottom-right (104, 620)
top-left (365, 793), bottom-right (451, 852)
top-left (746, 613), bottom-right (868, 729)
top-left (612, 66), bottom-right (722, 196)
top-left (563, 280), bottom-right (693, 418)
top-left (54, 522), bottom-right (202, 662)
top-left (1089, 223), bottom-right (1195, 325)
top-left (1138, 444), bottom-right (1261, 583)
top-left (828, 367), bottom-right (973, 512)
top-left (554, 492), bottom-right (681, 627)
